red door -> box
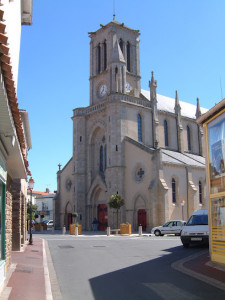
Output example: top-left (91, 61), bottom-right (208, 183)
top-left (98, 204), bottom-right (108, 231)
top-left (68, 213), bottom-right (72, 229)
top-left (138, 209), bottom-right (147, 231)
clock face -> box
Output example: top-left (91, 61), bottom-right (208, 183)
top-left (99, 84), bottom-right (107, 97)
top-left (125, 82), bottom-right (131, 92)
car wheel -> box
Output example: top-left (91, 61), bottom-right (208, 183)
top-left (182, 243), bottom-right (189, 248)
top-left (154, 230), bottom-right (161, 236)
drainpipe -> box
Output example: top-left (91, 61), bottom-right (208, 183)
top-left (185, 167), bottom-right (189, 219)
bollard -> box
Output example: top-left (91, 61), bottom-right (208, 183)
top-left (51, 226), bottom-right (54, 233)
top-left (138, 225), bottom-right (142, 236)
top-left (107, 227), bottom-right (110, 236)
top-left (75, 226), bottom-right (78, 236)
top-left (62, 225), bottom-right (66, 235)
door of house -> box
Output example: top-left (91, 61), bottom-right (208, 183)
top-left (67, 213), bottom-right (72, 229)
top-left (97, 204), bottom-right (108, 231)
top-left (138, 209), bottom-right (147, 231)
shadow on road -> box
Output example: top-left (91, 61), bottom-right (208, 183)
top-left (88, 245), bottom-right (221, 300)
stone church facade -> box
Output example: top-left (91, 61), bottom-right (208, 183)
top-left (55, 19), bottom-right (208, 231)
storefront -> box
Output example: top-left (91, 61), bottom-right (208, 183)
top-left (198, 102), bottom-right (225, 264)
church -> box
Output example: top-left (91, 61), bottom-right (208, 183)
top-left (54, 18), bottom-right (208, 232)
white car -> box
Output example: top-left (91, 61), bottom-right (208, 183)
top-left (151, 220), bottom-right (186, 236)
top-left (46, 220), bottom-right (54, 229)
top-left (181, 209), bottom-right (208, 248)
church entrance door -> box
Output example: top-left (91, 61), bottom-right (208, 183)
top-left (138, 209), bottom-right (146, 231)
top-left (67, 213), bottom-right (72, 230)
top-left (97, 204), bottom-right (108, 231)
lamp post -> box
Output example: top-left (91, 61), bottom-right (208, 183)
top-left (181, 200), bottom-right (185, 220)
top-left (28, 177), bottom-right (34, 245)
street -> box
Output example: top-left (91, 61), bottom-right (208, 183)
top-left (41, 233), bottom-right (225, 300)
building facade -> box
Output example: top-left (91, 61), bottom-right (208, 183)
top-left (55, 19), bottom-right (208, 231)
top-left (0, 0), bottom-right (32, 288)
top-left (28, 189), bottom-right (55, 223)
top-left (198, 100), bottom-right (225, 264)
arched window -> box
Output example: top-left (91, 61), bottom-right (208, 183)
top-left (172, 178), bottom-right (176, 203)
top-left (119, 39), bottom-right (124, 53)
top-left (103, 40), bottom-right (107, 70)
top-left (126, 41), bottom-right (131, 72)
top-left (104, 145), bottom-right (107, 169)
top-left (187, 125), bottom-right (191, 151)
top-left (199, 181), bottom-right (202, 204)
top-left (100, 145), bottom-right (104, 173)
top-left (164, 120), bottom-right (168, 147)
top-left (97, 44), bottom-right (101, 74)
top-left (137, 114), bottom-right (142, 142)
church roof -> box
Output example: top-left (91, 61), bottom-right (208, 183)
top-left (141, 89), bottom-right (208, 119)
top-left (88, 19), bottom-right (140, 37)
top-left (161, 149), bottom-right (205, 167)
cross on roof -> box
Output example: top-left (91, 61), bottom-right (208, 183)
top-left (58, 163), bottom-right (62, 171)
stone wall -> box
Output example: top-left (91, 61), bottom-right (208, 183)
top-left (12, 179), bottom-right (22, 251)
top-left (5, 187), bottom-right (12, 273)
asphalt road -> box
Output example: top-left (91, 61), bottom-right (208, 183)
top-left (40, 233), bottom-right (225, 300)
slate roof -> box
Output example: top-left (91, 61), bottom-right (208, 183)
top-left (161, 149), bottom-right (205, 168)
top-left (141, 89), bottom-right (208, 119)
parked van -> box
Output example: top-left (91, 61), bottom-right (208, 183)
top-left (180, 209), bottom-right (209, 248)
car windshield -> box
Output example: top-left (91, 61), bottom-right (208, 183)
top-left (186, 214), bottom-right (208, 226)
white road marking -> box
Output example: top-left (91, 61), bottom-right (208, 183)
top-left (143, 282), bottom-right (200, 300)
top-left (42, 239), bottom-right (53, 300)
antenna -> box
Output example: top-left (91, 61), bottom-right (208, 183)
top-left (113, 0), bottom-right (116, 20)
top-left (220, 77), bottom-right (223, 99)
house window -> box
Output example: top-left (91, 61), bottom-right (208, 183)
top-left (199, 181), bottom-right (202, 204)
top-left (97, 44), bottom-right (101, 74)
top-left (172, 178), bottom-right (176, 203)
top-left (127, 41), bottom-right (131, 72)
top-left (164, 120), bottom-right (168, 147)
top-left (137, 114), bottom-right (142, 142)
top-left (187, 125), bottom-right (191, 151)
top-left (103, 40), bottom-right (107, 70)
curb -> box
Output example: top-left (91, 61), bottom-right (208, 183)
top-left (44, 240), bottom-right (62, 300)
top-left (42, 239), bottom-right (53, 300)
top-left (171, 249), bottom-right (225, 292)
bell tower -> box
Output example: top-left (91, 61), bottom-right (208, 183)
top-left (89, 20), bottom-right (141, 105)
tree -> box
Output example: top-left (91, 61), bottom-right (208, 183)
top-left (27, 203), bottom-right (38, 221)
top-left (108, 194), bottom-right (125, 228)
top-left (72, 212), bottom-right (79, 224)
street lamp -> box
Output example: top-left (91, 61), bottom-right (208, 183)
top-left (181, 199), bottom-right (185, 220)
top-left (28, 177), bottom-right (34, 245)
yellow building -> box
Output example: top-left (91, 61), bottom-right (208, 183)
top-left (198, 100), bottom-right (225, 264)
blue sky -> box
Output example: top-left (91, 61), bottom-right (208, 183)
top-left (18, 0), bottom-right (225, 192)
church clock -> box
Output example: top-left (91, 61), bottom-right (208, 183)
top-left (99, 84), bottom-right (107, 97)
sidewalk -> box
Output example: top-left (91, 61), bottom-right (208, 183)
top-left (172, 249), bottom-right (225, 292)
top-left (0, 237), bottom-right (52, 300)
top-left (0, 235), bottom-right (225, 299)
